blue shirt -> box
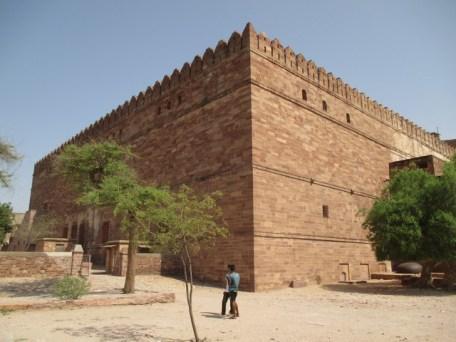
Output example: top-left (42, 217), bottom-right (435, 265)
top-left (228, 272), bottom-right (240, 292)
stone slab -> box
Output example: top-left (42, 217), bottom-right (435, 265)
top-left (371, 272), bottom-right (418, 280)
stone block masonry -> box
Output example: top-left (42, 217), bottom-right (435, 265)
top-left (28, 23), bottom-right (455, 291)
top-left (114, 253), bottom-right (161, 276)
top-left (0, 249), bottom-right (90, 278)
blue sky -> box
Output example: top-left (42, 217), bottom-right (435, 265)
top-left (1, 0), bottom-right (455, 212)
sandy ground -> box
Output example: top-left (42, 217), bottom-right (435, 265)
top-left (0, 273), bottom-right (455, 342)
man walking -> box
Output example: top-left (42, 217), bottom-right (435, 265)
top-left (221, 264), bottom-right (240, 318)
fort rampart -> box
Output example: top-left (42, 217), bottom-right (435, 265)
top-left (29, 23), bottom-right (454, 290)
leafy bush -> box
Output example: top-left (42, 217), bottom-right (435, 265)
top-left (53, 276), bottom-right (90, 299)
top-left (0, 308), bottom-right (12, 315)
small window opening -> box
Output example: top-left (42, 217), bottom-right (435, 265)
top-left (322, 100), bottom-right (328, 112)
top-left (62, 226), bottom-right (69, 239)
top-left (302, 89), bottom-right (307, 101)
top-left (71, 222), bottom-right (78, 239)
top-left (346, 113), bottom-right (351, 124)
top-left (78, 222), bottom-right (86, 245)
top-left (322, 205), bottom-right (329, 218)
top-left (101, 221), bottom-right (110, 243)
top-left (167, 101), bottom-right (171, 110)
top-left (157, 106), bottom-right (161, 115)
top-left (416, 161), bottom-right (428, 170)
top-left (178, 95), bottom-right (182, 105)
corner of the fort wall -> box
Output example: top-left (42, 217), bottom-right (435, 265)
top-left (246, 24), bottom-right (454, 290)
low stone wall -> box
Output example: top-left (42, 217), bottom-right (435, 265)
top-left (35, 238), bottom-right (74, 252)
top-left (136, 253), bottom-right (161, 275)
top-left (161, 254), bottom-right (182, 276)
top-left (115, 253), bottom-right (162, 276)
top-left (0, 252), bottom-right (72, 277)
top-left (0, 249), bottom-right (91, 278)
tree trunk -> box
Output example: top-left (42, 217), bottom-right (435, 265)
top-left (123, 224), bottom-right (138, 294)
top-left (181, 248), bottom-right (199, 342)
top-left (415, 260), bottom-right (435, 288)
top-left (88, 207), bottom-right (96, 255)
top-left (444, 261), bottom-right (456, 290)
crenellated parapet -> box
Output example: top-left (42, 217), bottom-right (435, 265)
top-left (34, 24), bottom-right (254, 174)
top-left (34, 22), bottom-right (455, 175)
top-left (249, 24), bottom-right (455, 159)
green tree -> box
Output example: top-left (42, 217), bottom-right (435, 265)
top-left (151, 185), bottom-right (228, 342)
top-left (0, 203), bottom-right (13, 248)
top-left (0, 138), bottom-right (21, 187)
top-left (8, 212), bottom-right (60, 251)
top-left (55, 141), bottom-right (134, 193)
top-left (80, 172), bottom-right (171, 293)
top-left (55, 141), bottom-right (142, 293)
top-left (364, 159), bottom-right (456, 287)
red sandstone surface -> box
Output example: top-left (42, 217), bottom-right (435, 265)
top-left (28, 23), bottom-right (456, 291)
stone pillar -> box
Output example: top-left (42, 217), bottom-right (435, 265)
top-left (120, 251), bottom-right (128, 276)
top-left (105, 248), bottom-right (112, 273)
top-left (80, 258), bottom-right (92, 278)
top-left (71, 244), bottom-right (84, 276)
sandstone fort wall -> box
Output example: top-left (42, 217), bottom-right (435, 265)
top-left (28, 23), bottom-right (454, 291)
top-left (30, 26), bottom-right (256, 290)
top-left (247, 24), bottom-right (453, 289)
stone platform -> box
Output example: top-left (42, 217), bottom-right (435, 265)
top-left (371, 272), bottom-right (418, 280)
top-left (0, 291), bottom-right (174, 311)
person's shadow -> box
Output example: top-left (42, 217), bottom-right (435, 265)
top-left (200, 312), bottom-right (226, 319)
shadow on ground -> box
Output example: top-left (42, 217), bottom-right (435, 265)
top-left (0, 275), bottom-right (163, 299)
top-left (201, 312), bottom-right (227, 319)
top-left (160, 274), bottom-right (222, 290)
top-left (55, 324), bottom-right (189, 342)
top-left (323, 283), bottom-right (456, 297)
top-left (0, 278), bottom-right (56, 297)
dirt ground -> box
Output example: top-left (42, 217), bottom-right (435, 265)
top-left (0, 274), bottom-right (455, 342)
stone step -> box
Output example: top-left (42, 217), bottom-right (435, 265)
top-left (371, 272), bottom-right (418, 280)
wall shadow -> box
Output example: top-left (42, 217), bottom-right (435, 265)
top-left (0, 278), bottom-right (56, 297)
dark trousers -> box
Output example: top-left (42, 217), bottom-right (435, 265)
top-left (222, 291), bottom-right (238, 315)
top-left (221, 291), bottom-right (233, 315)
